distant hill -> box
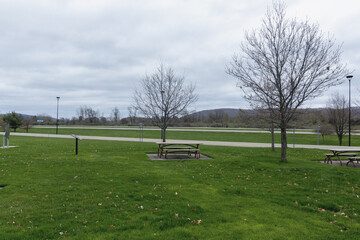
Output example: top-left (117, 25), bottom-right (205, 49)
top-left (190, 107), bottom-right (360, 119)
top-left (0, 113), bottom-right (34, 119)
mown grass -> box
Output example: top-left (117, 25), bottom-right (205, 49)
top-left (17, 126), bottom-right (359, 146)
top-left (0, 136), bottom-right (359, 239)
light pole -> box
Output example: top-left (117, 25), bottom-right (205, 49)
top-left (347, 75), bottom-right (353, 146)
top-left (56, 97), bottom-right (60, 134)
top-left (160, 90), bottom-right (165, 142)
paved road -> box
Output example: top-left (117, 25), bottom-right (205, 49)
top-left (3, 132), bottom-right (357, 151)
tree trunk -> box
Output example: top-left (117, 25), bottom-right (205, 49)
top-left (280, 120), bottom-right (287, 163)
top-left (338, 135), bottom-right (342, 146)
top-left (162, 128), bottom-right (166, 142)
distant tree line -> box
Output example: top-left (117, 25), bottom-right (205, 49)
top-left (1, 102), bottom-right (359, 147)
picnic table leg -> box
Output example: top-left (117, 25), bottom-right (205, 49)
top-left (346, 160), bottom-right (356, 168)
top-left (158, 145), bottom-right (163, 158)
top-left (324, 155), bottom-right (332, 164)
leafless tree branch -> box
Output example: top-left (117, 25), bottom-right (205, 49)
top-left (226, 1), bottom-right (348, 162)
top-left (133, 64), bottom-right (198, 142)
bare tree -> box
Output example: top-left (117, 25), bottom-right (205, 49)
top-left (76, 106), bottom-right (100, 124)
top-left (256, 108), bottom-right (277, 151)
top-left (327, 93), bottom-right (348, 146)
top-left (111, 107), bottom-right (120, 123)
top-left (318, 123), bottom-right (333, 143)
top-left (22, 117), bottom-right (33, 133)
top-left (133, 64), bottom-right (198, 142)
top-left (226, 1), bottom-right (347, 162)
top-left (128, 106), bottom-right (137, 126)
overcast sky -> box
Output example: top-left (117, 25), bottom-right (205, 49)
top-left (0, 0), bottom-right (359, 119)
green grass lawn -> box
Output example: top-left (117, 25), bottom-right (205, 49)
top-left (0, 136), bottom-right (359, 239)
top-left (16, 126), bottom-right (359, 146)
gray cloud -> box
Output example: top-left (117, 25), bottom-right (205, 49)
top-left (0, 0), bottom-right (359, 118)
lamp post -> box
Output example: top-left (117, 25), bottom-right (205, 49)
top-left (160, 90), bottom-right (165, 142)
top-left (347, 75), bottom-right (353, 146)
top-left (56, 97), bottom-right (60, 134)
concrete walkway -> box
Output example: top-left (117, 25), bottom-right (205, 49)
top-left (2, 132), bottom-right (357, 151)
top-left (33, 125), bottom-right (360, 135)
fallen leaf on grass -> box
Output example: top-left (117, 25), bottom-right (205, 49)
top-left (318, 208), bottom-right (326, 212)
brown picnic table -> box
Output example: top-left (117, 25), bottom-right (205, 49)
top-left (324, 148), bottom-right (360, 167)
top-left (156, 142), bottom-right (202, 159)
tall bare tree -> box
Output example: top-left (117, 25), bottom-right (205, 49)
top-left (133, 64), bottom-right (198, 142)
top-left (226, 1), bottom-right (347, 162)
top-left (327, 93), bottom-right (348, 146)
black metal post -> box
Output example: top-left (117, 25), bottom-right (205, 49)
top-left (56, 97), bottom-right (60, 134)
top-left (160, 90), bottom-right (165, 142)
top-left (347, 75), bottom-right (353, 146)
top-left (76, 138), bottom-right (79, 155)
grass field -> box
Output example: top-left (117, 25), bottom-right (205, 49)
top-left (16, 126), bottom-right (360, 146)
top-left (0, 136), bottom-right (359, 239)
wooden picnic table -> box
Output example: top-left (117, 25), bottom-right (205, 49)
top-left (324, 148), bottom-right (360, 167)
top-left (156, 142), bottom-right (202, 159)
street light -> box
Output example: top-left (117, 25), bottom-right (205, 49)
top-left (56, 97), bottom-right (60, 134)
top-left (160, 90), bottom-right (165, 142)
top-left (347, 75), bottom-right (353, 146)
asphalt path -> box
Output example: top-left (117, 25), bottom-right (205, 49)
top-left (34, 126), bottom-right (316, 134)
top-left (33, 126), bottom-right (360, 135)
top-left (3, 132), bottom-right (359, 151)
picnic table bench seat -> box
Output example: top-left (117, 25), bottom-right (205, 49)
top-left (338, 153), bottom-right (358, 156)
top-left (324, 153), bottom-right (335, 164)
top-left (158, 146), bottom-right (193, 157)
top-left (164, 148), bottom-right (200, 159)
